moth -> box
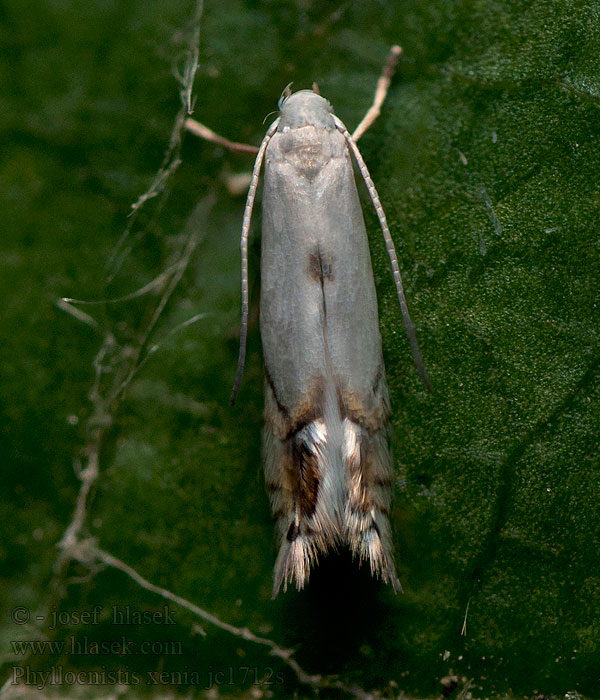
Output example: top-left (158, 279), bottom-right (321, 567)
top-left (187, 47), bottom-right (429, 596)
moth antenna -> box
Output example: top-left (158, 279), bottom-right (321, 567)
top-left (230, 119), bottom-right (280, 406)
top-left (335, 116), bottom-right (432, 391)
top-left (312, 82), bottom-right (320, 95)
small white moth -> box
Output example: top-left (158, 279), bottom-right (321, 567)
top-left (187, 47), bottom-right (429, 596)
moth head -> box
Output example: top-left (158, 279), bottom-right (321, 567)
top-left (277, 88), bottom-right (335, 131)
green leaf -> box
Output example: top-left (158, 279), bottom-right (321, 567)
top-left (1, 1), bottom-right (598, 698)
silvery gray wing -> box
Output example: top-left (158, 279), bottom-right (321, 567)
top-left (258, 91), bottom-right (400, 596)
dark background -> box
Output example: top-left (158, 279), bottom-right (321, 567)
top-left (1, 0), bottom-right (599, 698)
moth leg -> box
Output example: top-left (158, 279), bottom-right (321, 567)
top-left (351, 45), bottom-right (402, 142)
top-left (184, 118), bottom-right (259, 154)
